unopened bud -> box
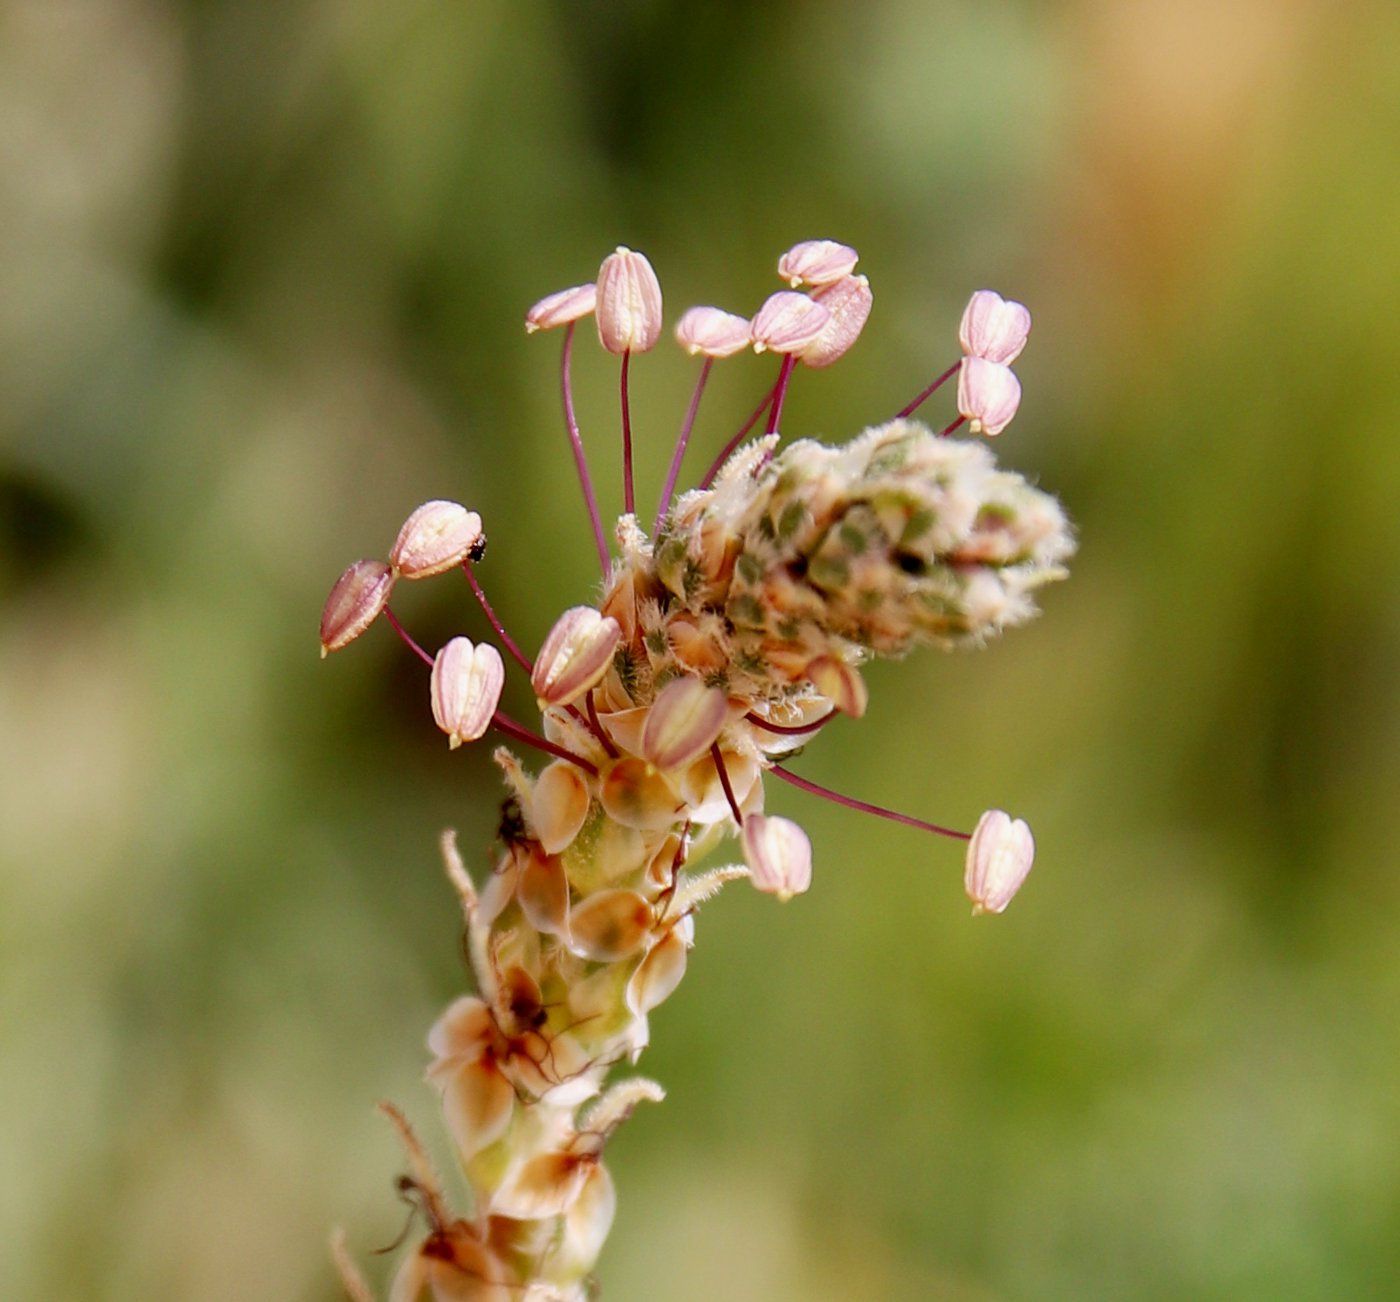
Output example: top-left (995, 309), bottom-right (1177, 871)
top-left (805, 655), bottom-right (868, 718)
top-left (641, 676), bottom-right (729, 771)
top-left (956, 357), bottom-right (1022, 436)
top-left (777, 239), bottom-right (859, 288)
top-left (390, 500), bottom-right (485, 579)
top-left (674, 306), bottom-right (752, 358)
top-left (531, 607), bottom-right (622, 708)
top-left (750, 291), bottom-right (831, 355)
top-left (802, 274), bottom-right (873, 369)
top-left (319, 559), bottom-right (394, 656)
top-left (596, 246), bottom-right (663, 354)
top-left (525, 282), bottom-right (598, 333)
top-left (958, 289), bottom-right (1031, 365)
top-left (430, 637), bottom-right (504, 748)
top-left (964, 809), bottom-right (1034, 915)
top-left (742, 814), bottom-right (812, 901)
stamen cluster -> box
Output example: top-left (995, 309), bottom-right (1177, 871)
top-left (326, 240), bottom-right (1073, 1302)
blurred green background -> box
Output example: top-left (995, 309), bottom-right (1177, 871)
top-left (4, 0), bottom-right (1399, 1298)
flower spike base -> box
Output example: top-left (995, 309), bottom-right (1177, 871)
top-left (325, 242), bottom-right (1073, 1300)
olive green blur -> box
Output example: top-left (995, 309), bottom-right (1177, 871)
top-left (3, 1), bottom-right (1398, 1298)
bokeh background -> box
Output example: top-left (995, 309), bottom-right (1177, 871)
top-left (4, 0), bottom-right (1399, 1297)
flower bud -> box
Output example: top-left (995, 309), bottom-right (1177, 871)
top-left (531, 607), bottom-right (622, 708)
top-left (802, 274), bottom-right (873, 369)
top-left (777, 239), bottom-right (859, 288)
top-left (964, 809), bottom-right (1034, 915)
top-left (641, 676), bottom-right (729, 772)
top-left (956, 357), bottom-right (1022, 436)
top-left (741, 814), bottom-right (812, 901)
top-left (626, 928), bottom-right (688, 1016)
top-left (430, 637), bottom-right (504, 748)
top-left (674, 306), bottom-right (752, 358)
top-left (750, 291), bottom-right (831, 355)
top-left (958, 289), bottom-right (1031, 365)
top-left (525, 282), bottom-right (598, 333)
top-left (596, 247), bottom-right (663, 354)
top-left (390, 500), bottom-right (485, 579)
top-left (804, 655), bottom-right (868, 718)
top-left (319, 559), bottom-right (394, 656)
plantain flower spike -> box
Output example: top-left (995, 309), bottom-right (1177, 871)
top-left (326, 236), bottom-right (1074, 1302)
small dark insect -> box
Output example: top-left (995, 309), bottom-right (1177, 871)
top-left (497, 794), bottom-right (527, 846)
top-left (467, 533), bottom-right (488, 563)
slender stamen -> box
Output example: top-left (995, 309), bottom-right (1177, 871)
top-left (462, 561), bottom-right (532, 675)
top-left (620, 349), bottom-right (635, 516)
top-left (699, 382), bottom-right (779, 489)
top-left (654, 357), bottom-right (713, 534)
top-left (897, 360), bottom-right (960, 419)
top-left (939, 415), bottom-right (967, 437)
top-left (771, 764), bottom-right (970, 840)
top-left (711, 742), bottom-right (745, 826)
top-left (764, 354), bottom-right (798, 436)
top-left (560, 323), bottom-right (610, 574)
top-left (585, 690), bottom-right (620, 759)
top-left (491, 712), bottom-right (599, 777)
top-left (744, 709), bottom-right (837, 735)
top-left (383, 607), bottom-right (434, 667)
